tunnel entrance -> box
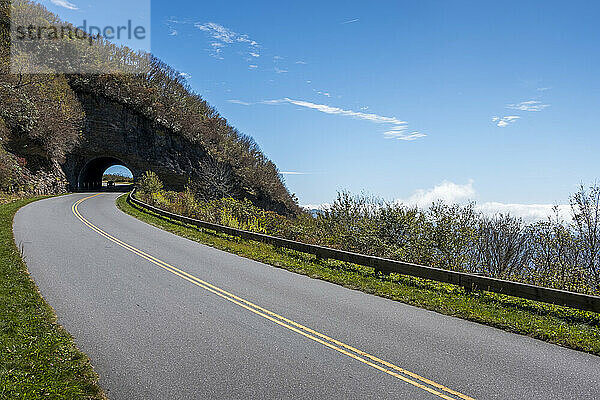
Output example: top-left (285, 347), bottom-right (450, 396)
top-left (78, 157), bottom-right (135, 191)
top-left (102, 164), bottom-right (134, 191)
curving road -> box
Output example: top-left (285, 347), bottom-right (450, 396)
top-left (13, 193), bottom-right (600, 399)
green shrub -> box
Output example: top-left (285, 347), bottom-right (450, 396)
top-left (137, 171), bottom-right (163, 196)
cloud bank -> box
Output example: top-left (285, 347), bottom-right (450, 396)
top-left (397, 180), bottom-right (476, 209)
top-left (303, 180), bottom-right (571, 223)
top-left (399, 181), bottom-right (571, 223)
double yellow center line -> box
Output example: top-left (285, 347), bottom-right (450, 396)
top-left (73, 194), bottom-right (475, 400)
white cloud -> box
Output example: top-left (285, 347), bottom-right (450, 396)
top-left (537, 87), bottom-right (552, 92)
top-left (314, 90), bottom-right (331, 97)
top-left (398, 180), bottom-right (476, 208)
top-left (237, 35), bottom-right (259, 46)
top-left (507, 100), bottom-right (550, 112)
top-left (342, 18), bottom-right (360, 24)
top-left (296, 61), bottom-right (307, 65)
top-left (261, 98), bottom-right (425, 141)
top-left (248, 64), bottom-right (258, 69)
top-left (275, 67), bottom-right (288, 74)
top-left (492, 115), bottom-right (520, 127)
top-left (195, 22), bottom-right (259, 59)
top-left (166, 18), bottom-right (185, 37)
top-left (302, 203), bottom-right (332, 211)
top-left (384, 129), bottom-right (427, 141)
top-left (398, 181), bottom-right (571, 223)
top-left (270, 98), bottom-right (402, 123)
top-left (50, 0), bottom-right (78, 9)
top-left (476, 203), bottom-right (571, 223)
top-left (196, 22), bottom-right (237, 43)
top-left (227, 99), bottom-right (252, 106)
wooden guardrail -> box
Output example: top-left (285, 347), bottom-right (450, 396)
top-left (127, 191), bottom-right (600, 313)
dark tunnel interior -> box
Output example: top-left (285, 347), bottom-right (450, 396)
top-left (78, 157), bottom-right (133, 191)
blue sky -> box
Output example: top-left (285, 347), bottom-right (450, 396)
top-left (43, 0), bottom-right (600, 220)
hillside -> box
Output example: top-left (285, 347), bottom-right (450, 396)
top-left (0, 0), bottom-right (298, 213)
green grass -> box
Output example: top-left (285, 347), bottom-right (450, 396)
top-left (0, 197), bottom-right (105, 399)
top-left (117, 195), bottom-right (600, 356)
top-left (0, 193), bottom-right (20, 206)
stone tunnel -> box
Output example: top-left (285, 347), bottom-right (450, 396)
top-left (62, 91), bottom-right (210, 191)
top-left (75, 156), bottom-right (137, 190)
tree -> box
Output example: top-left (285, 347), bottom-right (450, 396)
top-left (476, 214), bottom-right (531, 278)
top-left (570, 184), bottom-right (600, 291)
top-left (528, 207), bottom-right (583, 290)
top-left (427, 202), bottom-right (479, 272)
top-left (137, 171), bottom-right (163, 195)
top-left (191, 157), bottom-right (237, 200)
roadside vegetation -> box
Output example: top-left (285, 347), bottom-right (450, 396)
top-left (102, 173), bottom-right (133, 184)
top-left (136, 172), bottom-right (600, 296)
top-left (0, 197), bottom-right (105, 399)
top-left (122, 172), bottom-right (600, 355)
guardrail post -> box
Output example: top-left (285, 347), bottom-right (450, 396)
top-left (462, 274), bottom-right (484, 294)
top-left (461, 275), bottom-right (473, 293)
top-left (462, 278), bottom-right (473, 294)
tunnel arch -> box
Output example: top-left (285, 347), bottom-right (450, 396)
top-left (78, 156), bottom-right (136, 190)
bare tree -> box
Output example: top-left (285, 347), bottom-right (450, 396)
top-left (528, 207), bottom-right (584, 290)
top-left (476, 214), bottom-right (531, 278)
top-left (192, 157), bottom-right (237, 200)
top-left (570, 184), bottom-right (600, 290)
top-left (427, 201), bottom-right (479, 272)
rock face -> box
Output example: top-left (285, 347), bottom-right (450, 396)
top-left (26, 160), bottom-right (70, 195)
top-left (62, 91), bottom-right (210, 191)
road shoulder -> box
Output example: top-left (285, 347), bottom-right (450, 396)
top-left (0, 197), bottom-right (106, 399)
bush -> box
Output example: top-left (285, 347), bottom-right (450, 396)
top-left (137, 171), bottom-right (163, 196)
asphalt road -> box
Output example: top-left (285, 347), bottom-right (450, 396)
top-left (13, 193), bottom-right (600, 399)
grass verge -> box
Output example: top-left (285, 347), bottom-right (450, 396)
top-left (0, 197), bottom-right (105, 399)
top-left (117, 194), bottom-right (600, 356)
